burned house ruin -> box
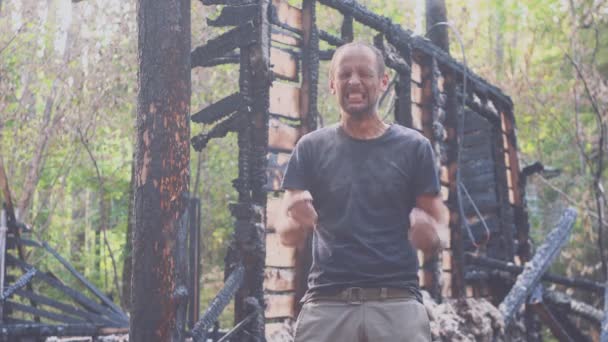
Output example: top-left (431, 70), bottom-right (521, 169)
top-left (1, 0), bottom-right (605, 341)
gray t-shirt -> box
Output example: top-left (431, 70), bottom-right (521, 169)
top-left (281, 123), bottom-right (440, 293)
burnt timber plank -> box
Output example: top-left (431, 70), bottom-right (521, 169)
top-left (0, 323), bottom-right (100, 339)
top-left (271, 47), bottom-right (299, 81)
top-left (265, 293), bottom-right (295, 318)
top-left (6, 254), bottom-right (124, 323)
top-left (207, 5), bottom-right (258, 27)
top-left (40, 240), bottom-right (127, 320)
top-left (264, 268), bottom-right (296, 291)
top-left (269, 83), bottom-right (301, 120)
top-left (271, 28), bottom-right (301, 46)
top-left (266, 233), bottom-right (296, 267)
top-left (191, 93), bottom-right (244, 124)
top-left (466, 253), bottom-right (605, 294)
top-left (499, 208), bottom-right (577, 326)
top-left (268, 118), bottom-right (299, 151)
top-left (5, 300), bottom-right (88, 324)
top-left (191, 21), bottom-right (257, 69)
top-left (14, 289), bottom-right (122, 327)
top-left (266, 197), bottom-right (282, 231)
top-left (271, 0), bottom-right (302, 31)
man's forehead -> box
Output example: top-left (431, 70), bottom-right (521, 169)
top-left (336, 45), bottom-right (376, 61)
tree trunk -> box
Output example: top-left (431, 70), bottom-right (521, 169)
top-left (122, 156), bottom-right (135, 311)
top-left (425, 0), bottom-right (449, 53)
top-left (131, 0), bottom-right (191, 340)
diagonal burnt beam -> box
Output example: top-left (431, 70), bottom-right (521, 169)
top-left (191, 111), bottom-right (246, 151)
top-left (191, 93), bottom-right (245, 125)
top-left (529, 286), bottom-right (593, 342)
top-left (499, 208), bottom-right (577, 326)
top-left (544, 289), bottom-right (602, 325)
top-left (529, 288), bottom-right (577, 342)
top-left (191, 21), bottom-right (257, 69)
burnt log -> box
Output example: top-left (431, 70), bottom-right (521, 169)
top-left (465, 253), bottom-right (605, 294)
top-left (191, 22), bottom-right (257, 69)
top-left (498, 208), bottom-right (577, 325)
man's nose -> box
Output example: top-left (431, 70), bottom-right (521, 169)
top-left (347, 74), bottom-right (361, 85)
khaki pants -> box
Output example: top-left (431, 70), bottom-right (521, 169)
top-left (293, 298), bottom-right (431, 342)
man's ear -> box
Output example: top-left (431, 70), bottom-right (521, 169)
top-left (380, 72), bottom-right (390, 91)
top-left (329, 77), bottom-right (336, 94)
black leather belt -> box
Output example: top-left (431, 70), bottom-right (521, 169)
top-left (304, 287), bottom-right (417, 304)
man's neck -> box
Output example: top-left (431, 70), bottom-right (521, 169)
top-left (340, 112), bottom-right (389, 140)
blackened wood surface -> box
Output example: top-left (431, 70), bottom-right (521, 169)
top-left (132, 0), bottom-right (190, 340)
top-left (425, 0), bottom-right (449, 53)
top-left (498, 208), bottom-right (577, 326)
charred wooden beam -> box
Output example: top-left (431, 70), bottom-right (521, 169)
top-left (317, 0), bottom-right (512, 109)
top-left (192, 112), bottom-right (245, 151)
top-left (341, 14), bottom-right (353, 42)
top-left (543, 289), bottom-right (602, 325)
top-left (14, 289), bottom-right (121, 327)
top-left (196, 54), bottom-right (240, 68)
top-left (319, 49), bottom-right (335, 61)
top-left (40, 240), bottom-right (127, 320)
top-left (207, 4), bottom-right (258, 27)
top-left (191, 21), bottom-right (257, 69)
top-left (530, 299), bottom-right (577, 342)
top-left (191, 93), bottom-right (245, 125)
top-left (373, 34), bottom-right (409, 75)
top-left (6, 300), bottom-right (89, 324)
top-left (6, 254), bottom-right (126, 324)
top-left (465, 253), bottom-right (605, 294)
top-left (499, 208), bottom-right (577, 325)
top-left (529, 286), bottom-right (592, 342)
top-left (2, 268), bottom-right (36, 300)
top-left (0, 323), bottom-right (99, 339)
top-left (319, 30), bottom-right (345, 46)
top-left (191, 264), bottom-right (245, 342)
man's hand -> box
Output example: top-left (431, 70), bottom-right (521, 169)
top-left (409, 195), bottom-right (449, 255)
top-left (287, 192), bottom-right (318, 229)
top-left (277, 189), bottom-right (317, 247)
top-left (409, 208), bottom-right (441, 254)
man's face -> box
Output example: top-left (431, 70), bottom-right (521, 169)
top-left (330, 46), bottom-right (388, 118)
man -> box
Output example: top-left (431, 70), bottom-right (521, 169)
top-left (276, 41), bottom-right (448, 341)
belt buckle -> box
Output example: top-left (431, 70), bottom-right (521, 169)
top-left (345, 287), bottom-right (363, 304)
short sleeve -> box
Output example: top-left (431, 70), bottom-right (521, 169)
top-left (413, 138), bottom-right (441, 197)
top-left (281, 138), bottom-right (312, 191)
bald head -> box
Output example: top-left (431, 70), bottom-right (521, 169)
top-left (329, 42), bottom-right (386, 80)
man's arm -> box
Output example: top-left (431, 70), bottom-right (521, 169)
top-left (276, 189), bottom-right (317, 248)
top-left (409, 194), bottom-right (449, 254)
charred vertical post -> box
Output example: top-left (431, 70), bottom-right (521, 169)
top-left (425, 0), bottom-right (449, 53)
top-left (131, 0), bottom-right (191, 340)
top-left (294, 0), bottom-right (319, 312)
top-left (231, 0), bottom-right (270, 339)
top-left (447, 82), bottom-right (465, 298)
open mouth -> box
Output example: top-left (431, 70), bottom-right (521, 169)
top-left (346, 92), bottom-right (365, 103)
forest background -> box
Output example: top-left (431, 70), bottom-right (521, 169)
top-left (0, 0), bottom-right (607, 331)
